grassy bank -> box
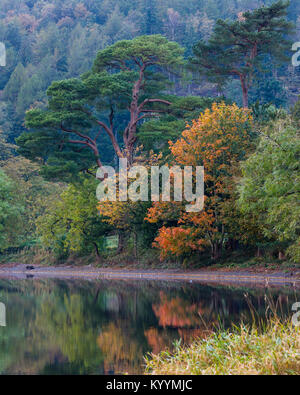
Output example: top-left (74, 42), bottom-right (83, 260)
top-left (145, 319), bottom-right (300, 375)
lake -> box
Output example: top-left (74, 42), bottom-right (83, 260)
top-left (0, 278), bottom-right (299, 375)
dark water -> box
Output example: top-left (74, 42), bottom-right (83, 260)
top-left (0, 278), bottom-right (299, 375)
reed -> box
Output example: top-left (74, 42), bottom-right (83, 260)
top-left (145, 303), bottom-right (300, 375)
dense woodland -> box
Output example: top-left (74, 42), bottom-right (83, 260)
top-left (0, 0), bottom-right (299, 266)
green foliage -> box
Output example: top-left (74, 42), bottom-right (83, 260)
top-left (292, 96), bottom-right (300, 122)
top-left (1, 157), bottom-right (61, 245)
top-left (0, 169), bottom-right (24, 251)
top-left (238, 119), bottom-right (300, 262)
top-left (190, 0), bottom-right (294, 107)
top-left (251, 101), bottom-right (288, 125)
top-left (2, 0), bottom-right (298, 148)
top-left (0, 127), bottom-right (16, 161)
top-left (249, 74), bottom-right (287, 107)
top-left (93, 34), bottom-right (184, 72)
top-left (0, 1), bottom-right (299, 265)
top-left (36, 178), bottom-right (111, 258)
top-left (17, 35), bottom-right (185, 178)
top-left (138, 96), bottom-right (228, 153)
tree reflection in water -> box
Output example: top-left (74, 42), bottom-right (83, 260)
top-left (0, 278), bottom-right (298, 375)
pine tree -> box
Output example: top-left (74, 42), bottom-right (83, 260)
top-left (17, 35), bottom-right (184, 179)
top-left (142, 0), bottom-right (160, 35)
top-left (190, 1), bottom-right (294, 107)
top-left (3, 62), bottom-right (26, 103)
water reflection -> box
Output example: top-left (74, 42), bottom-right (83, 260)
top-left (0, 278), bottom-right (299, 375)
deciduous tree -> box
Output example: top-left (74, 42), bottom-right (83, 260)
top-left (146, 102), bottom-right (254, 260)
top-left (238, 118), bottom-right (300, 262)
top-left (0, 169), bottom-right (24, 251)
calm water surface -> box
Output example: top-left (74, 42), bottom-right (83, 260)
top-left (0, 278), bottom-right (299, 375)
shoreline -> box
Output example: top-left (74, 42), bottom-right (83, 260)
top-left (0, 264), bottom-right (299, 288)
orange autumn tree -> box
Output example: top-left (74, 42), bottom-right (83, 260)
top-left (146, 102), bottom-right (253, 260)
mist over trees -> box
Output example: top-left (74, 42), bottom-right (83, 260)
top-left (1, 0), bottom-right (300, 145)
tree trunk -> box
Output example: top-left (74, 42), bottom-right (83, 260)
top-left (117, 231), bottom-right (125, 254)
top-left (133, 231), bottom-right (138, 259)
top-left (278, 251), bottom-right (286, 260)
top-left (125, 66), bottom-right (145, 165)
top-left (240, 76), bottom-right (249, 108)
top-left (211, 243), bottom-right (221, 260)
top-left (93, 242), bottom-right (102, 265)
top-left (256, 247), bottom-right (262, 258)
top-left (228, 239), bottom-right (237, 251)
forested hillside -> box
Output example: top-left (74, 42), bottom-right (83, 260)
top-left (0, 1), bottom-right (299, 267)
top-left (1, 0), bottom-right (300, 145)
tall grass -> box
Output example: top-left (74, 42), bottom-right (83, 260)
top-left (145, 299), bottom-right (300, 375)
